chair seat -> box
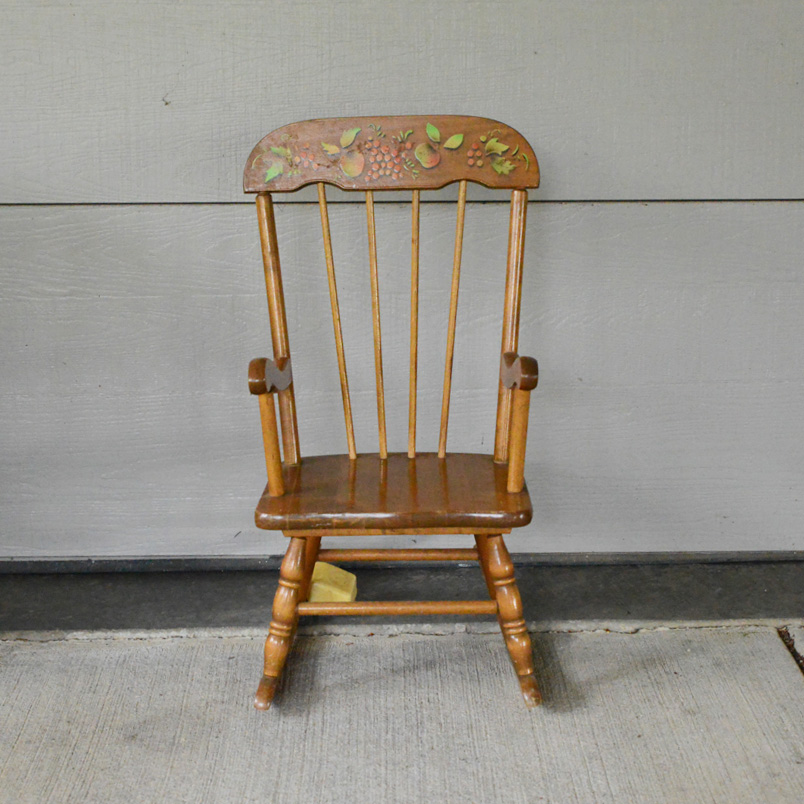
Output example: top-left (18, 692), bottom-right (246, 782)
top-left (255, 452), bottom-right (532, 532)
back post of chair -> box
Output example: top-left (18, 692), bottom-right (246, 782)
top-left (255, 192), bottom-right (300, 465)
top-left (494, 189), bottom-right (528, 464)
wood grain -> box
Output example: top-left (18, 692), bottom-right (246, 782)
top-left (296, 600), bottom-right (497, 616)
top-left (365, 190), bottom-right (388, 458)
top-left (248, 356), bottom-right (293, 395)
top-left (408, 190), bottom-right (420, 458)
top-left (506, 388), bottom-right (532, 494)
top-left (494, 191), bottom-right (528, 462)
top-left (255, 453), bottom-right (532, 531)
top-left (257, 393), bottom-right (285, 497)
top-left (437, 180), bottom-right (468, 457)
top-left (317, 548), bottom-right (478, 561)
top-left (244, 118), bottom-right (538, 194)
top-left (500, 352), bottom-right (538, 392)
top-left (317, 183), bottom-right (357, 458)
top-left (256, 194), bottom-right (300, 464)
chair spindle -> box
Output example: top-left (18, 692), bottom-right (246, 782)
top-left (255, 192), bottom-right (300, 465)
top-left (437, 180), bottom-right (468, 458)
top-left (318, 184), bottom-right (357, 459)
top-left (365, 191), bottom-right (388, 459)
top-left (494, 189), bottom-right (528, 463)
top-left (408, 190), bottom-right (421, 458)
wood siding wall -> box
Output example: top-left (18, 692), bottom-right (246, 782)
top-left (2, 1), bottom-right (803, 557)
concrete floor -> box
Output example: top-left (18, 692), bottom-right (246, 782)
top-left (2, 563), bottom-right (804, 803)
top-left (1, 626), bottom-right (804, 803)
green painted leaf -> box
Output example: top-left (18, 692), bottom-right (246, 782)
top-left (443, 133), bottom-right (464, 150)
top-left (264, 162), bottom-right (284, 182)
top-left (340, 127), bottom-right (361, 148)
top-left (321, 142), bottom-right (340, 155)
top-left (426, 123), bottom-right (441, 142)
top-left (270, 146), bottom-right (291, 159)
top-left (484, 138), bottom-right (509, 155)
top-left (491, 158), bottom-right (516, 176)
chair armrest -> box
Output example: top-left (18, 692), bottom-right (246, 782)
top-left (248, 356), bottom-right (293, 395)
top-left (500, 352), bottom-right (538, 392)
top-left (500, 352), bottom-right (538, 493)
top-left (248, 357), bottom-right (292, 497)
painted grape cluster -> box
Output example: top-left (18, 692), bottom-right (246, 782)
top-left (254, 120), bottom-right (531, 184)
top-left (364, 125), bottom-right (411, 181)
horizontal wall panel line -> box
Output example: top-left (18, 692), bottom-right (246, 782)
top-left (2, 552), bottom-right (804, 575)
top-left (0, 194), bottom-right (804, 209)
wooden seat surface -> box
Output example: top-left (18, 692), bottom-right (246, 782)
top-left (255, 452), bottom-right (532, 532)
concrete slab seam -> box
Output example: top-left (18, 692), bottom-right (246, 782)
top-left (777, 627), bottom-right (804, 677)
top-left (3, 620), bottom-right (804, 644)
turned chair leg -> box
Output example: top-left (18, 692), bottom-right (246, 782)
top-left (300, 536), bottom-right (321, 602)
top-left (475, 533), bottom-right (542, 708)
top-left (254, 536), bottom-right (308, 710)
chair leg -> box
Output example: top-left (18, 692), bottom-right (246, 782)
top-left (475, 533), bottom-right (542, 708)
top-left (254, 536), bottom-right (307, 711)
top-left (281, 535), bottom-right (321, 652)
top-left (300, 536), bottom-right (321, 602)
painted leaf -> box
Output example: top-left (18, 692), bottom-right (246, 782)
top-left (491, 158), bottom-right (516, 175)
top-left (264, 162), bottom-right (284, 182)
top-left (426, 123), bottom-right (441, 143)
top-left (520, 153), bottom-right (530, 170)
top-left (321, 142), bottom-right (340, 155)
top-left (484, 138), bottom-right (509, 155)
top-left (443, 133), bottom-right (464, 150)
top-left (340, 127), bottom-right (361, 148)
top-left (270, 146), bottom-right (291, 159)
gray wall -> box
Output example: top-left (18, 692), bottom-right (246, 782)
top-left (2, 1), bottom-right (803, 558)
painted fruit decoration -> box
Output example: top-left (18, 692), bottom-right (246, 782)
top-left (414, 142), bottom-right (440, 169)
top-left (254, 120), bottom-right (531, 184)
top-left (465, 130), bottom-right (529, 175)
top-left (321, 127), bottom-right (366, 178)
top-left (413, 122), bottom-right (464, 170)
top-left (340, 150), bottom-right (365, 178)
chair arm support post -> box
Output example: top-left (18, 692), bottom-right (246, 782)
top-left (500, 352), bottom-right (538, 494)
top-left (507, 388), bottom-right (531, 493)
top-left (258, 395), bottom-right (285, 496)
top-left (249, 357), bottom-right (293, 497)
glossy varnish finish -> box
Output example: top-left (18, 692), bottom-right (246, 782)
top-left (255, 453), bottom-right (532, 532)
top-left (245, 116), bottom-right (542, 711)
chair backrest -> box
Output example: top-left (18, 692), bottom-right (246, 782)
top-left (244, 115), bottom-right (539, 464)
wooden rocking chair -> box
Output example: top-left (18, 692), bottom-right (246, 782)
top-left (243, 116), bottom-right (542, 710)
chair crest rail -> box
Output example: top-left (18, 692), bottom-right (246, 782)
top-left (244, 116), bottom-right (539, 193)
